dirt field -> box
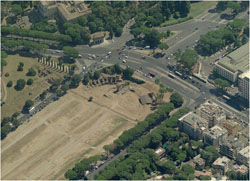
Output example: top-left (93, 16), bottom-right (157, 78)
top-left (1, 54), bottom-right (64, 118)
top-left (1, 79), bottom-right (161, 180)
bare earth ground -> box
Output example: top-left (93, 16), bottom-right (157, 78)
top-left (1, 79), bottom-right (161, 180)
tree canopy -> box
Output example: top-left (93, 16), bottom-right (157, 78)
top-left (179, 49), bottom-right (199, 70)
top-left (63, 46), bottom-right (79, 59)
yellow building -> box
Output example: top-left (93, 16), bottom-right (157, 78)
top-left (222, 119), bottom-right (242, 136)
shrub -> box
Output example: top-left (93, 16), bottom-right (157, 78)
top-left (5, 73), bottom-right (9, 77)
top-left (7, 80), bottom-right (13, 87)
top-left (27, 79), bottom-right (33, 85)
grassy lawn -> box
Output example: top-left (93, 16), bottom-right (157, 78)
top-left (161, 1), bottom-right (217, 27)
top-left (1, 54), bottom-right (65, 118)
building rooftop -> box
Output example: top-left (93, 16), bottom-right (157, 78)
top-left (217, 42), bottom-right (249, 74)
top-left (205, 125), bottom-right (228, 139)
top-left (193, 154), bottom-right (205, 165)
top-left (222, 119), bottom-right (241, 128)
top-left (197, 101), bottom-right (226, 119)
top-left (222, 136), bottom-right (244, 150)
top-left (213, 156), bottom-right (230, 167)
top-left (179, 112), bottom-right (208, 130)
top-left (238, 146), bottom-right (249, 158)
top-left (232, 164), bottom-right (248, 174)
top-left (155, 147), bottom-right (165, 157)
top-left (239, 69), bottom-right (250, 79)
top-left (139, 94), bottom-right (154, 105)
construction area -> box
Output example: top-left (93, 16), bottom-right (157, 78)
top-left (1, 77), bottom-right (171, 180)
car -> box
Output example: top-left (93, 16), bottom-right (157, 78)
top-left (124, 56), bottom-right (128, 59)
top-left (88, 54), bottom-right (91, 57)
top-left (117, 48), bottom-right (120, 51)
top-left (108, 51), bottom-right (111, 55)
top-left (92, 54), bottom-right (96, 58)
top-left (78, 54), bottom-right (82, 58)
top-left (105, 56), bottom-right (109, 59)
top-left (83, 66), bottom-right (86, 70)
top-left (122, 59), bottom-right (126, 63)
top-left (142, 56), bottom-right (146, 59)
top-left (88, 57), bottom-right (93, 60)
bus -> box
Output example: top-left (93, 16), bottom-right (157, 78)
top-left (223, 95), bottom-right (230, 100)
top-left (168, 73), bottom-right (176, 79)
top-left (175, 71), bottom-right (182, 77)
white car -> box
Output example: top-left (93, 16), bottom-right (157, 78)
top-left (78, 54), bottom-right (82, 58)
top-left (122, 59), bottom-right (126, 63)
top-left (124, 56), bottom-right (128, 59)
top-left (108, 51), bottom-right (111, 55)
top-left (92, 54), bottom-right (96, 58)
top-left (101, 59), bottom-right (104, 62)
top-left (88, 57), bottom-right (93, 60)
top-left (82, 66), bottom-right (86, 70)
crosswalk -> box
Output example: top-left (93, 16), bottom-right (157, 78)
top-left (195, 11), bottom-right (228, 25)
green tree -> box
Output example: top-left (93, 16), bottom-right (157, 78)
top-left (61, 84), bottom-right (69, 92)
top-left (170, 92), bottom-right (183, 108)
top-left (56, 89), bottom-right (64, 97)
top-left (158, 160), bottom-right (176, 174)
top-left (123, 67), bottom-right (134, 80)
top-left (63, 46), bottom-right (79, 59)
top-left (11, 4), bottom-right (22, 15)
top-left (200, 175), bottom-right (211, 180)
top-left (26, 68), bottom-right (36, 76)
top-left (214, 78), bottom-right (230, 90)
top-left (79, 16), bottom-right (87, 26)
top-left (27, 78), bottom-right (33, 85)
top-left (216, 1), bottom-right (228, 11)
top-left (158, 43), bottom-right (169, 50)
top-left (15, 79), bottom-right (26, 91)
top-left (23, 99), bottom-right (33, 112)
top-left (7, 80), bottom-right (13, 87)
top-left (93, 71), bottom-right (101, 80)
top-left (70, 74), bottom-right (81, 88)
top-left (180, 49), bottom-right (199, 70)
top-left (64, 169), bottom-right (77, 180)
top-left (144, 29), bottom-right (161, 49)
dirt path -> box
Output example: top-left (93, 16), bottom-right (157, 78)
top-left (1, 78), bottom-right (7, 102)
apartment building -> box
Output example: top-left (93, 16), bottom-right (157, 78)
top-left (238, 70), bottom-right (250, 101)
top-left (219, 136), bottom-right (244, 160)
top-left (178, 112), bottom-right (208, 141)
top-left (204, 125), bottom-right (228, 147)
top-left (215, 42), bottom-right (249, 83)
top-left (196, 100), bottom-right (226, 128)
top-left (222, 119), bottom-right (242, 136)
top-left (237, 146), bottom-right (249, 166)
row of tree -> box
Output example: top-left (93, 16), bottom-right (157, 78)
top-left (64, 155), bottom-right (101, 180)
top-left (1, 112), bottom-right (20, 139)
top-left (196, 19), bottom-right (247, 56)
top-left (2, 26), bottom-right (72, 43)
top-left (216, 1), bottom-right (249, 16)
top-left (1, 50), bottom-right (8, 70)
top-left (31, 19), bottom-right (57, 33)
top-left (2, 38), bottom-right (49, 52)
top-left (95, 108), bottom-right (191, 180)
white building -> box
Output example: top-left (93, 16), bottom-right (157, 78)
top-left (237, 146), bottom-right (249, 166)
top-left (238, 70), bottom-right (249, 101)
top-left (215, 42), bottom-right (249, 83)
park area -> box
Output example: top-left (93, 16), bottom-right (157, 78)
top-left (1, 54), bottom-right (64, 118)
top-left (1, 78), bottom-right (170, 180)
top-left (161, 1), bottom-right (217, 27)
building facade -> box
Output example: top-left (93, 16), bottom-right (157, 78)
top-left (222, 119), bottom-right (242, 136)
top-left (238, 70), bottom-right (250, 101)
top-left (196, 101), bottom-right (226, 128)
top-left (237, 146), bottom-right (249, 166)
top-left (212, 156), bottom-right (231, 175)
top-left (204, 125), bottom-right (228, 147)
top-left (178, 112), bottom-right (208, 141)
top-left (219, 136), bottom-right (244, 160)
top-left (215, 42), bottom-right (249, 83)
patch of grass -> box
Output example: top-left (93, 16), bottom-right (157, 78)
top-left (189, 1), bottom-right (217, 18)
top-left (161, 1), bottom-right (217, 27)
top-left (1, 54), bottom-right (65, 118)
